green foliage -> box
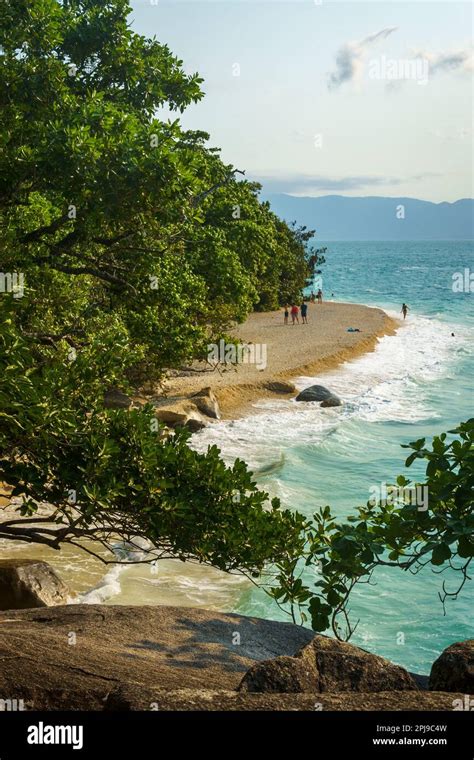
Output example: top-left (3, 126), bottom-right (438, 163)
top-left (0, 311), bottom-right (306, 571)
top-left (0, 0), bottom-right (313, 384)
top-left (0, 0), bottom-right (310, 573)
top-left (270, 421), bottom-right (474, 639)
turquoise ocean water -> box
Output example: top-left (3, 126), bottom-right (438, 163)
top-left (193, 241), bottom-right (473, 673)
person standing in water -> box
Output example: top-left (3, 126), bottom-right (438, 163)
top-left (300, 300), bottom-right (308, 324)
top-left (401, 303), bottom-right (409, 320)
top-left (290, 304), bottom-right (299, 324)
top-left (283, 305), bottom-right (289, 324)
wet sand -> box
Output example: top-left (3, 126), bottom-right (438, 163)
top-left (164, 301), bottom-right (398, 417)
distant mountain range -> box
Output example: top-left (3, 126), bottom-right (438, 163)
top-left (262, 194), bottom-right (474, 241)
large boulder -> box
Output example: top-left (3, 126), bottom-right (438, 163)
top-left (296, 385), bottom-right (339, 404)
top-left (153, 401), bottom-right (207, 432)
top-left (0, 604), bottom-right (314, 710)
top-left (235, 655), bottom-right (314, 693)
top-left (429, 640), bottom-right (474, 693)
top-left (238, 635), bottom-right (417, 693)
top-left (0, 605), bottom-right (460, 711)
top-left (191, 387), bottom-right (221, 420)
top-left (104, 687), bottom-right (461, 712)
top-left (0, 560), bottom-right (69, 610)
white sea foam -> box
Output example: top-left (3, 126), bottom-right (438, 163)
top-left (76, 564), bottom-right (125, 604)
top-left (76, 537), bottom-right (154, 604)
top-left (78, 310), bottom-right (472, 607)
top-left (192, 311), bottom-right (472, 465)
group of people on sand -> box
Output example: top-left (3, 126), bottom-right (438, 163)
top-left (284, 303), bottom-right (308, 325)
top-left (284, 299), bottom-right (411, 326)
top-left (283, 289), bottom-right (325, 325)
top-left (284, 293), bottom-right (322, 325)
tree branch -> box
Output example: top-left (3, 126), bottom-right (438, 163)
top-left (20, 213), bottom-right (71, 244)
top-left (191, 169), bottom-right (245, 207)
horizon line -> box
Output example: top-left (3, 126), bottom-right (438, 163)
top-left (261, 192), bottom-right (474, 204)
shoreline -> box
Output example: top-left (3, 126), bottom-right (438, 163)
top-left (162, 302), bottom-right (400, 419)
top-left (0, 301), bottom-right (400, 604)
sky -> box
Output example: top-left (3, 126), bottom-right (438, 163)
top-left (129, 1), bottom-right (473, 202)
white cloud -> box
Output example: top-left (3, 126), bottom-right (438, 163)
top-left (412, 47), bottom-right (474, 77)
top-left (327, 27), bottom-right (398, 90)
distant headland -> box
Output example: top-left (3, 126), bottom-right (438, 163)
top-left (262, 194), bottom-right (474, 241)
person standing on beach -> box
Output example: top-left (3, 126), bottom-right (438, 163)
top-left (284, 305), bottom-right (289, 324)
top-left (300, 300), bottom-right (308, 324)
top-left (401, 303), bottom-right (409, 320)
top-left (290, 304), bottom-right (299, 324)
top-left (317, 288), bottom-right (323, 304)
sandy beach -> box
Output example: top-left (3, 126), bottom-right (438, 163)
top-left (164, 301), bottom-right (399, 418)
top-left (0, 299), bottom-right (398, 591)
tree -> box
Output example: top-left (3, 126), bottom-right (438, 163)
top-left (0, 308), bottom-right (307, 573)
top-left (0, 0), bottom-right (312, 380)
top-left (0, 0), bottom-right (309, 573)
top-left (270, 420), bottom-right (474, 638)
